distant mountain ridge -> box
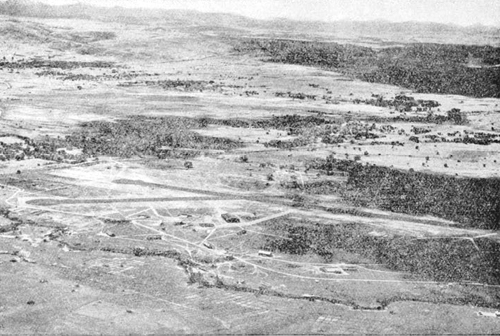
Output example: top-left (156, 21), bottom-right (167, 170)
top-left (0, 0), bottom-right (499, 46)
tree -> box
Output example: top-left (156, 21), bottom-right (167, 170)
top-left (1, 0), bottom-right (26, 16)
top-left (447, 108), bottom-right (468, 125)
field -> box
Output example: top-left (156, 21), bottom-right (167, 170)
top-left (0, 3), bottom-right (500, 334)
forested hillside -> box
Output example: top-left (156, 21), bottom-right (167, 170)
top-left (236, 39), bottom-right (500, 98)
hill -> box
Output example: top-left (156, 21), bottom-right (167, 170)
top-left (1, 0), bottom-right (499, 46)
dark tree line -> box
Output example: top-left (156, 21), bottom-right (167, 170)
top-left (236, 39), bottom-right (500, 98)
top-left (313, 156), bottom-right (500, 229)
top-left (262, 220), bottom-right (500, 286)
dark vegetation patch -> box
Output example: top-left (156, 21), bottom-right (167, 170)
top-left (261, 219), bottom-right (500, 286)
top-left (198, 115), bottom-right (341, 148)
top-left (418, 129), bottom-right (500, 145)
top-left (66, 116), bottom-right (242, 158)
top-left (296, 180), bottom-right (345, 195)
top-left (343, 99), bottom-right (470, 128)
top-left (0, 116), bottom-right (241, 163)
top-left (264, 138), bottom-right (312, 149)
top-left (220, 176), bottom-right (270, 191)
top-left (0, 133), bottom-right (87, 163)
top-left (353, 94), bottom-right (440, 112)
top-left (0, 206), bottom-right (48, 234)
top-left (312, 156), bottom-right (500, 229)
top-left (235, 39), bottom-right (500, 98)
top-left (361, 44), bottom-right (500, 98)
top-left (0, 59), bottom-right (115, 70)
top-left (234, 38), bottom-right (375, 68)
top-left (99, 245), bottom-right (181, 258)
top-left (198, 114), bottom-right (338, 133)
top-left (0, 208), bottom-right (24, 233)
top-left (274, 91), bottom-right (318, 100)
top-left (35, 69), bottom-right (146, 81)
top-left (200, 112), bottom-right (480, 151)
top-left (200, 115), bottom-right (380, 148)
top-left (118, 79), bottom-right (220, 92)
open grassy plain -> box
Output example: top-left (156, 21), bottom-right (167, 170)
top-left (0, 4), bottom-right (500, 334)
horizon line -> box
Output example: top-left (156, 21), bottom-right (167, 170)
top-left (17, 0), bottom-right (500, 28)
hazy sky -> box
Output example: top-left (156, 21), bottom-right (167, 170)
top-left (40, 0), bottom-right (500, 26)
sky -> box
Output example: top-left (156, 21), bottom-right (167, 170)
top-left (38, 0), bottom-right (500, 26)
